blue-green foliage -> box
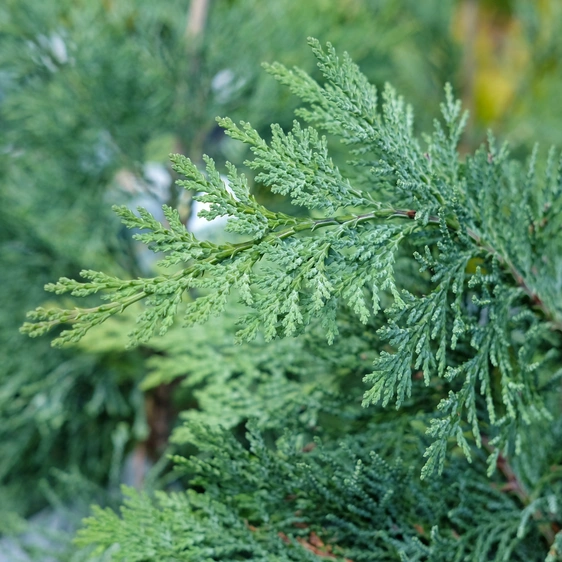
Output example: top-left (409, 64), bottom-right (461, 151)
top-left (75, 418), bottom-right (561, 561)
top-left (23, 39), bottom-right (562, 481)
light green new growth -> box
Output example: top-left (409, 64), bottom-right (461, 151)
top-left (21, 38), bottom-right (562, 477)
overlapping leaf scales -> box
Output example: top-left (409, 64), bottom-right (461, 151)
top-left (220, 116), bottom-right (367, 211)
top-left (363, 234), bottom-right (470, 411)
top-left (360, 209), bottom-right (556, 478)
top-left (418, 276), bottom-right (553, 476)
top-left (241, 221), bottom-right (408, 342)
top-left (266, 38), bottom-right (377, 138)
top-left (267, 41), bottom-right (465, 214)
top-left (335, 223), bottom-right (405, 320)
top-left (423, 84), bottom-right (468, 202)
top-left (309, 38), bottom-right (377, 120)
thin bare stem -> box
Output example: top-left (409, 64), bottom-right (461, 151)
top-left (185, 0), bottom-right (210, 40)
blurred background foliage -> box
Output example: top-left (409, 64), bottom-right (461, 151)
top-left (1, 0), bottom-right (562, 558)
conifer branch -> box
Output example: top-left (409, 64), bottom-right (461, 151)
top-left (21, 39), bottom-right (562, 480)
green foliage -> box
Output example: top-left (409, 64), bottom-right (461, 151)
top-left (23, 39), bottom-right (562, 480)
top-left (144, 311), bottom-right (333, 431)
top-left (76, 418), bottom-right (562, 561)
top-left (2, 0), bottom-right (458, 526)
top-left (7, 4), bottom-right (562, 561)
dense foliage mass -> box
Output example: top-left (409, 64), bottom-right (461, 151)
top-left (1, 0), bottom-right (462, 539)
top-left (21, 40), bottom-right (562, 560)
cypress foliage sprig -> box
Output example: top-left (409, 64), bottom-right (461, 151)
top-left (21, 39), bottom-right (562, 476)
